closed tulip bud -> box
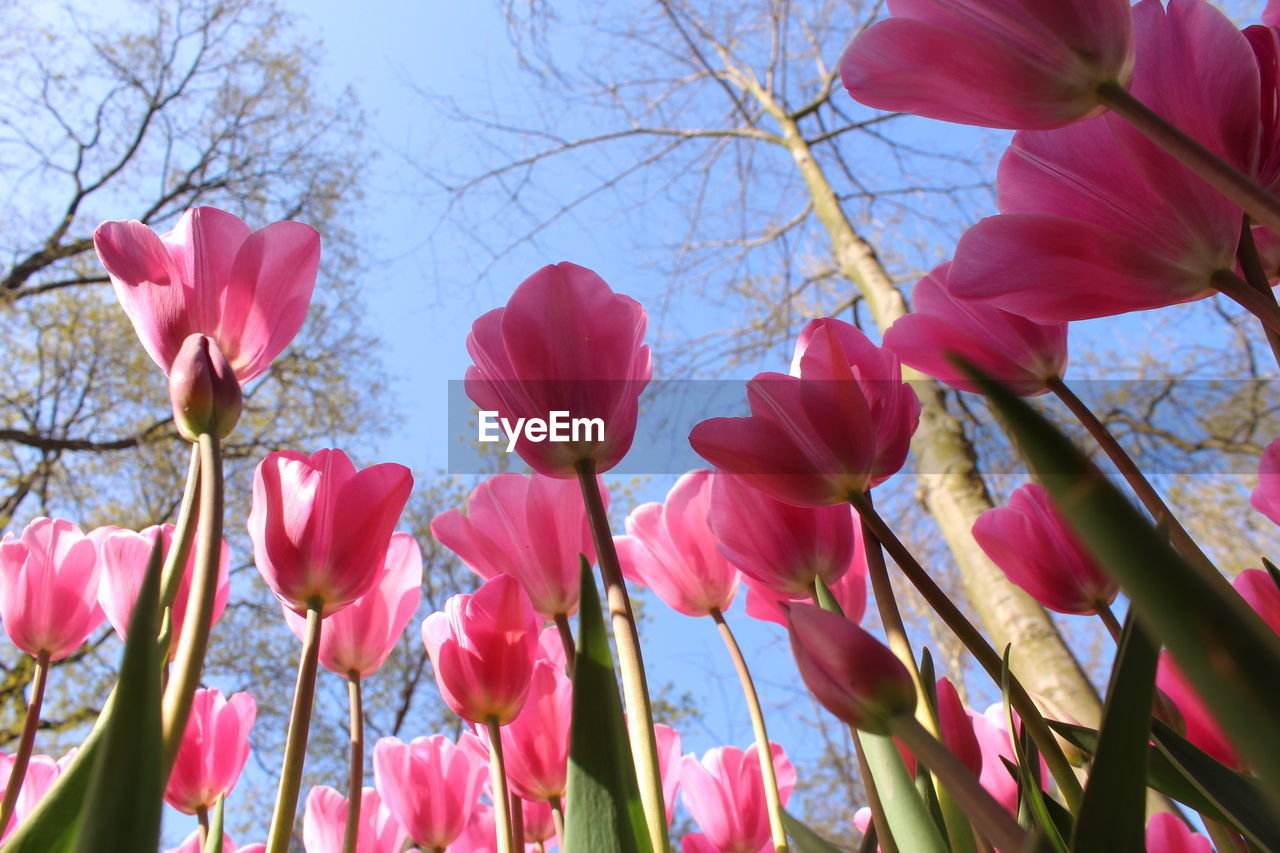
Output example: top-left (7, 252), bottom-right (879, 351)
top-left (786, 603), bottom-right (915, 734)
top-left (169, 333), bottom-right (242, 441)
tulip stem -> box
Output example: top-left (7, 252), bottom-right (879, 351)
top-left (1212, 269), bottom-right (1280, 339)
top-left (1046, 376), bottom-right (1227, 593)
top-left (342, 673), bottom-right (364, 853)
top-left (848, 494), bottom-right (1084, 811)
top-left (510, 790), bottom-right (525, 851)
top-left (485, 718), bottom-right (515, 853)
top-left (266, 605), bottom-right (323, 853)
top-left (892, 715), bottom-right (1027, 853)
top-left (1096, 601), bottom-right (1123, 643)
top-left (196, 805), bottom-right (209, 844)
top-left (549, 796), bottom-right (565, 847)
top-left (851, 732), bottom-right (899, 853)
top-left (1235, 217), bottom-right (1280, 369)
top-left (0, 650), bottom-right (50, 833)
top-left (709, 608), bottom-right (790, 853)
top-left (553, 613), bottom-right (576, 677)
top-left (161, 432), bottom-right (224, 774)
top-left (159, 443), bottom-right (201, 619)
top-left (574, 460), bottom-right (671, 853)
top-left (1096, 80), bottom-right (1280, 237)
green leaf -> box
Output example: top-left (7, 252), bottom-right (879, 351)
top-left (965, 361), bottom-right (1280, 807)
top-left (72, 536), bottom-right (165, 853)
top-left (1070, 609), bottom-right (1156, 852)
top-left (857, 731), bottom-right (948, 853)
top-left (781, 810), bottom-right (845, 853)
top-left (203, 797), bottom-right (225, 853)
top-left (1001, 650), bottom-right (1067, 853)
top-left (563, 557), bottom-right (652, 853)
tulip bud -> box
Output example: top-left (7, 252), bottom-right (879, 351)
top-left (169, 333), bottom-right (241, 441)
top-left (786, 603), bottom-right (916, 734)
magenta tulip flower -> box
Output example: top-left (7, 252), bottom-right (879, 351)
top-left (709, 473), bottom-right (862, 598)
top-left (465, 261), bottom-right (652, 478)
top-left (787, 603), bottom-right (916, 734)
top-left (883, 263), bottom-right (1068, 396)
top-left (679, 743), bottom-right (797, 853)
top-left (950, 0), bottom-right (1260, 322)
top-left (656, 723), bottom-right (683, 826)
top-left (282, 532), bottom-right (422, 678)
top-left (0, 517), bottom-right (103, 661)
top-left (477, 659), bottom-right (571, 801)
top-left (744, 565), bottom-right (867, 629)
top-left (935, 678), bottom-right (983, 778)
top-left (165, 687), bottom-right (256, 815)
top-left (302, 785), bottom-right (408, 853)
top-left (1251, 438), bottom-right (1280, 525)
top-left (0, 754), bottom-right (63, 840)
top-left (249, 448), bottom-right (413, 616)
top-left (451, 802), bottom-right (499, 853)
top-left (1234, 568), bottom-right (1280, 635)
top-left (1146, 813), bottom-right (1213, 853)
top-left (422, 575), bottom-right (540, 724)
top-left (972, 484), bottom-right (1118, 615)
top-left (431, 471), bottom-right (601, 620)
top-left (1157, 652), bottom-right (1240, 768)
top-left (614, 470), bottom-right (738, 618)
top-left (1268, 0), bottom-right (1280, 27)
top-left (691, 319), bottom-right (919, 507)
top-left (372, 734), bottom-right (487, 851)
top-left (93, 206), bottom-right (319, 384)
top-left (840, 0), bottom-right (1134, 130)
top-left (165, 831), bottom-right (248, 853)
top-left (521, 797), bottom-right (556, 844)
top-left (94, 523), bottom-right (230, 660)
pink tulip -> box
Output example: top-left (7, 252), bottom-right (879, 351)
top-left (1234, 568), bottom-right (1280, 635)
top-left (431, 472), bottom-right (601, 620)
top-left (1251, 438), bottom-right (1280, 525)
top-left (93, 524), bottom-right (230, 660)
top-left (840, 0), bottom-right (1134, 130)
top-left (787, 603), bottom-right (916, 734)
top-left (165, 687), bottom-right (256, 814)
top-left (0, 517), bottom-right (103, 660)
top-left (282, 532), bottom-right (422, 678)
top-left (691, 319), bottom-right (919, 507)
top-left (1145, 813), bottom-right (1213, 853)
top-left (93, 206), bottom-right (319, 384)
top-left (1269, 1), bottom-right (1280, 27)
top-left (372, 734), bottom-right (487, 851)
top-left (743, 565), bottom-right (867, 628)
top-left (972, 483), bottom-right (1118, 615)
top-left (302, 785), bottom-right (408, 853)
top-left (164, 831), bottom-right (244, 853)
top-left (469, 659), bottom-right (571, 802)
top-left (934, 678), bottom-right (983, 777)
top-left (451, 802), bottom-right (499, 853)
top-left (709, 473), bottom-right (863, 599)
top-left (883, 263), bottom-right (1068, 396)
top-left (0, 754), bottom-right (64, 840)
top-left (536, 623), bottom-right (569, 673)
top-left (465, 261), bottom-right (652, 477)
top-left (680, 743), bottom-right (796, 853)
top-left (422, 575), bottom-right (540, 724)
top-left (950, 0), bottom-right (1260, 322)
top-left (1247, 23), bottom-right (1280, 199)
top-left (615, 471), bottom-right (738, 618)
top-left (249, 448), bottom-right (413, 616)
top-left (970, 704), bottom-right (1048, 813)
top-left (656, 723), bottom-right (683, 826)
top-left (1157, 652), bottom-right (1239, 768)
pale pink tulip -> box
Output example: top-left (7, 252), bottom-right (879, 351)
top-left (1145, 813), bottom-right (1212, 853)
top-left (165, 687), bottom-right (256, 814)
top-left (282, 532), bottom-right (422, 678)
top-left (840, 0), bottom-right (1134, 130)
top-left (972, 484), bottom-right (1118, 615)
top-left (0, 754), bottom-right (64, 840)
top-left (0, 517), bottom-right (103, 660)
top-left (1234, 568), bottom-right (1280, 635)
top-left (656, 723), bottom-right (683, 826)
top-left (431, 472), bottom-right (601, 620)
top-left (484, 659), bottom-right (571, 801)
top-left (302, 785), bottom-right (408, 853)
top-left (93, 206), bottom-right (319, 383)
top-left (691, 319), bottom-right (919, 507)
top-left (451, 802), bottom-right (499, 853)
top-left (970, 704), bottom-right (1048, 813)
top-left (743, 566), bottom-right (867, 628)
top-left (680, 743), bottom-right (796, 853)
top-left (1251, 438), bottom-right (1280, 525)
top-left (164, 830), bottom-right (243, 853)
top-left (615, 471), bottom-right (738, 618)
top-left (93, 523), bottom-right (230, 660)
top-left (883, 263), bottom-right (1068, 396)
top-left (522, 798), bottom-right (556, 844)
top-left (373, 734), bottom-right (487, 851)
top-left (249, 449), bottom-right (412, 615)
top-left (422, 575), bottom-right (540, 724)
top-left (465, 262), bottom-right (652, 477)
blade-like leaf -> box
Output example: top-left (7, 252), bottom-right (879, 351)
top-left (72, 536), bottom-right (165, 853)
top-left (966, 362), bottom-right (1280, 806)
top-left (1001, 650), bottom-right (1067, 853)
top-left (203, 796), bottom-right (225, 853)
top-left (1070, 609), bottom-right (1156, 852)
top-left (857, 732), bottom-right (947, 853)
top-left (563, 557), bottom-right (652, 853)
top-left (781, 810), bottom-right (845, 853)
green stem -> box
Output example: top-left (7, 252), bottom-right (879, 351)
top-left (265, 606), bottom-right (323, 853)
top-left (486, 718), bottom-right (514, 853)
top-left (852, 733), bottom-right (898, 853)
top-left (1097, 81), bottom-right (1280, 237)
top-left (892, 716), bottom-right (1027, 853)
top-left (0, 650), bottom-right (50, 833)
top-left (161, 432), bottom-right (223, 772)
top-left (553, 612), bottom-right (576, 678)
top-left (849, 493), bottom-right (1084, 811)
top-left (1235, 216), bottom-right (1280, 369)
top-left (549, 796), bottom-right (565, 848)
top-left (159, 443), bottom-right (201, 619)
top-left (342, 673), bottom-right (364, 853)
top-left (574, 459), bottom-right (670, 853)
top-left (709, 609), bottom-right (789, 853)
